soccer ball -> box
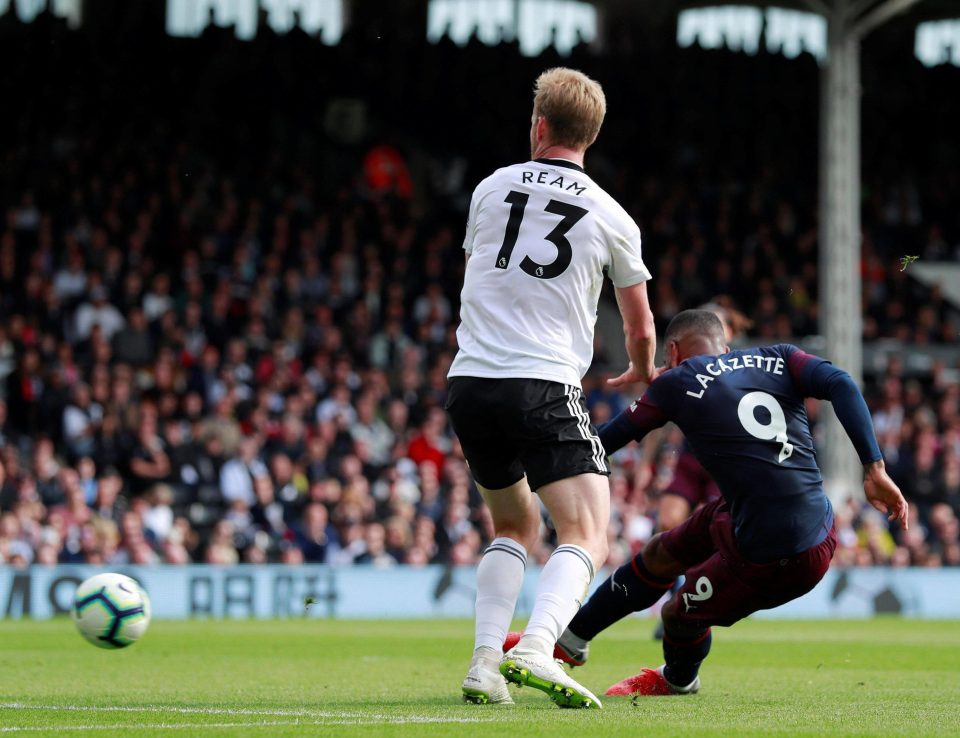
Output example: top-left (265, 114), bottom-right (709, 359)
top-left (72, 573), bottom-right (151, 649)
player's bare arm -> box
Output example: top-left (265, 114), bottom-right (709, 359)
top-left (609, 281), bottom-right (657, 386)
top-left (863, 460), bottom-right (909, 530)
top-left (629, 427), bottom-right (664, 493)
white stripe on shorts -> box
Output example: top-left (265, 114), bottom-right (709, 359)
top-left (565, 385), bottom-right (607, 473)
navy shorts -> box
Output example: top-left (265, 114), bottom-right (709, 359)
top-left (445, 376), bottom-right (609, 491)
top-left (660, 497), bottom-right (837, 628)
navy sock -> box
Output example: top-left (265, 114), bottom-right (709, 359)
top-left (567, 554), bottom-right (674, 641)
top-left (663, 629), bottom-right (712, 687)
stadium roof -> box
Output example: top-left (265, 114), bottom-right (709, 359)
top-left (599, 0), bottom-right (955, 22)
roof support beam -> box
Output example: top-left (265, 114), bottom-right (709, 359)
top-left (847, 0), bottom-right (882, 22)
top-left (815, 0), bottom-right (924, 503)
top-left (819, 0), bottom-right (863, 504)
top-left (852, 0), bottom-right (923, 37)
top-left (801, 0), bottom-right (833, 17)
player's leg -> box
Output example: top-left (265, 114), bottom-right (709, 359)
top-left (658, 589), bottom-right (713, 691)
top-left (652, 578), bottom-right (683, 641)
top-left (651, 492), bottom-right (696, 639)
top-left (605, 502), bottom-right (731, 696)
top-left (501, 472), bottom-right (608, 708)
top-left (515, 472), bottom-right (609, 654)
top-left (475, 478), bottom-right (540, 654)
top-left (446, 377), bottom-right (529, 704)
top-left (658, 507), bottom-right (837, 692)
top-left (462, 477), bottom-right (540, 703)
top-left (499, 382), bottom-right (612, 707)
top-left (561, 498), bottom-right (721, 657)
top-left (614, 506), bottom-right (839, 697)
top-left (603, 544), bottom-right (725, 698)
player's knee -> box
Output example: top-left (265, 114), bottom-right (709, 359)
top-left (556, 530), bottom-right (607, 569)
top-left (487, 501), bottom-right (541, 550)
top-left (521, 520), bottom-right (542, 551)
top-left (591, 537), bottom-right (609, 570)
top-left (641, 533), bottom-right (680, 577)
top-left (493, 524), bottom-right (538, 552)
top-left (492, 514), bottom-right (540, 551)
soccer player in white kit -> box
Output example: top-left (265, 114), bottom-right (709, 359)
top-left (446, 68), bottom-right (657, 708)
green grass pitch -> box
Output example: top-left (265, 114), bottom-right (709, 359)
top-left (1, 617), bottom-right (957, 736)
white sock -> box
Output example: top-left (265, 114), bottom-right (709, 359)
top-left (519, 544), bottom-right (595, 655)
top-left (474, 537), bottom-right (527, 652)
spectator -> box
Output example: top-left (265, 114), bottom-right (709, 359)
top-left (294, 502), bottom-right (340, 563)
top-left (112, 306), bottom-right (154, 367)
top-left (127, 409), bottom-right (171, 496)
top-left (142, 484), bottom-right (175, 545)
top-left (93, 467), bottom-right (126, 526)
top-left (205, 520), bottom-right (240, 565)
top-left (355, 522), bottom-right (397, 567)
top-left (74, 286), bottom-right (126, 343)
top-left (143, 273), bottom-right (174, 323)
top-left (406, 408), bottom-right (449, 476)
top-left (219, 435), bottom-right (269, 507)
top-left (62, 383), bottom-right (102, 459)
top-left (5, 348), bottom-right (44, 436)
top-left (0, 17), bottom-right (955, 571)
top-left (350, 392), bottom-right (394, 468)
top-left (52, 250), bottom-right (88, 303)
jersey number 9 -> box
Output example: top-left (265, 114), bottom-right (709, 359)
top-left (737, 391), bottom-right (795, 463)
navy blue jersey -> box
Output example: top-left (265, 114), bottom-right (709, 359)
top-left (602, 344), bottom-right (882, 561)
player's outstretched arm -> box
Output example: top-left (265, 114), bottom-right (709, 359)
top-left (798, 359), bottom-right (888, 470)
top-left (799, 358), bottom-right (910, 531)
top-left (596, 414), bottom-right (636, 455)
top-left (863, 460), bottom-right (909, 530)
top-left (611, 282), bottom-right (657, 386)
top-left (596, 395), bottom-right (668, 456)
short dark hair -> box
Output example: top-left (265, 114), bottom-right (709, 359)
top-left (664, 309), bottom-right (725, 344)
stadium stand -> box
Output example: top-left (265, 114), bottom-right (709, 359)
top-left (0, 7), bottom-right (957, 568)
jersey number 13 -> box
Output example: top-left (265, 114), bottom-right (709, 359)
top-left (495, 191), bottom-right (588, 280)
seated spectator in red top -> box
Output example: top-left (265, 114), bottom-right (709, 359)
top-left (406, 408), bottom-right (450, 476)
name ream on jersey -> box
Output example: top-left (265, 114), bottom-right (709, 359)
top-left (685, 354), bottom-right (786, 399)
top-left (521, 170), bottom-right (587, 196)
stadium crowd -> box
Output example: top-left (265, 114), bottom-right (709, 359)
top-left (0, 9), bottom-right (958, 569)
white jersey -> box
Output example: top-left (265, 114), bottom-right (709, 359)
top-left (448, 158), bottom-right (651, 387)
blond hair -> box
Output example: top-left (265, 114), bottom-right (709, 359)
top-left (533, 68), bottom-right (606, 149)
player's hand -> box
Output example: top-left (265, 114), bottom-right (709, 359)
top-left (607, 362), bottom-right (663, 388)
top-left (863, 461), bottom-right (909, 530)
top-left (633, 462), bottom-right (653, 492)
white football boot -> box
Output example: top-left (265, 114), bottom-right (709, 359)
top-left (500, 646), bottom-right (602, 708)
top-left (462, 646), bottom-right (514, 704)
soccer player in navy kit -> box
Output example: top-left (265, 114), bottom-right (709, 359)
top-left (645, 302), bottom-right (740, 641)
top-left (554, 309), bottom-right (909, 697)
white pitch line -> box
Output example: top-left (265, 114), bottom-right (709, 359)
top-left (1, 722), bottom-right (302, 733)
top-left (1, 721), bottom-right (367, 733)
top-left (1, 718), bottom-right (492, 733)
top-left (0, 703), bottom-right (494, 727)
top-left (0, 703), bottom-right (351, 718)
